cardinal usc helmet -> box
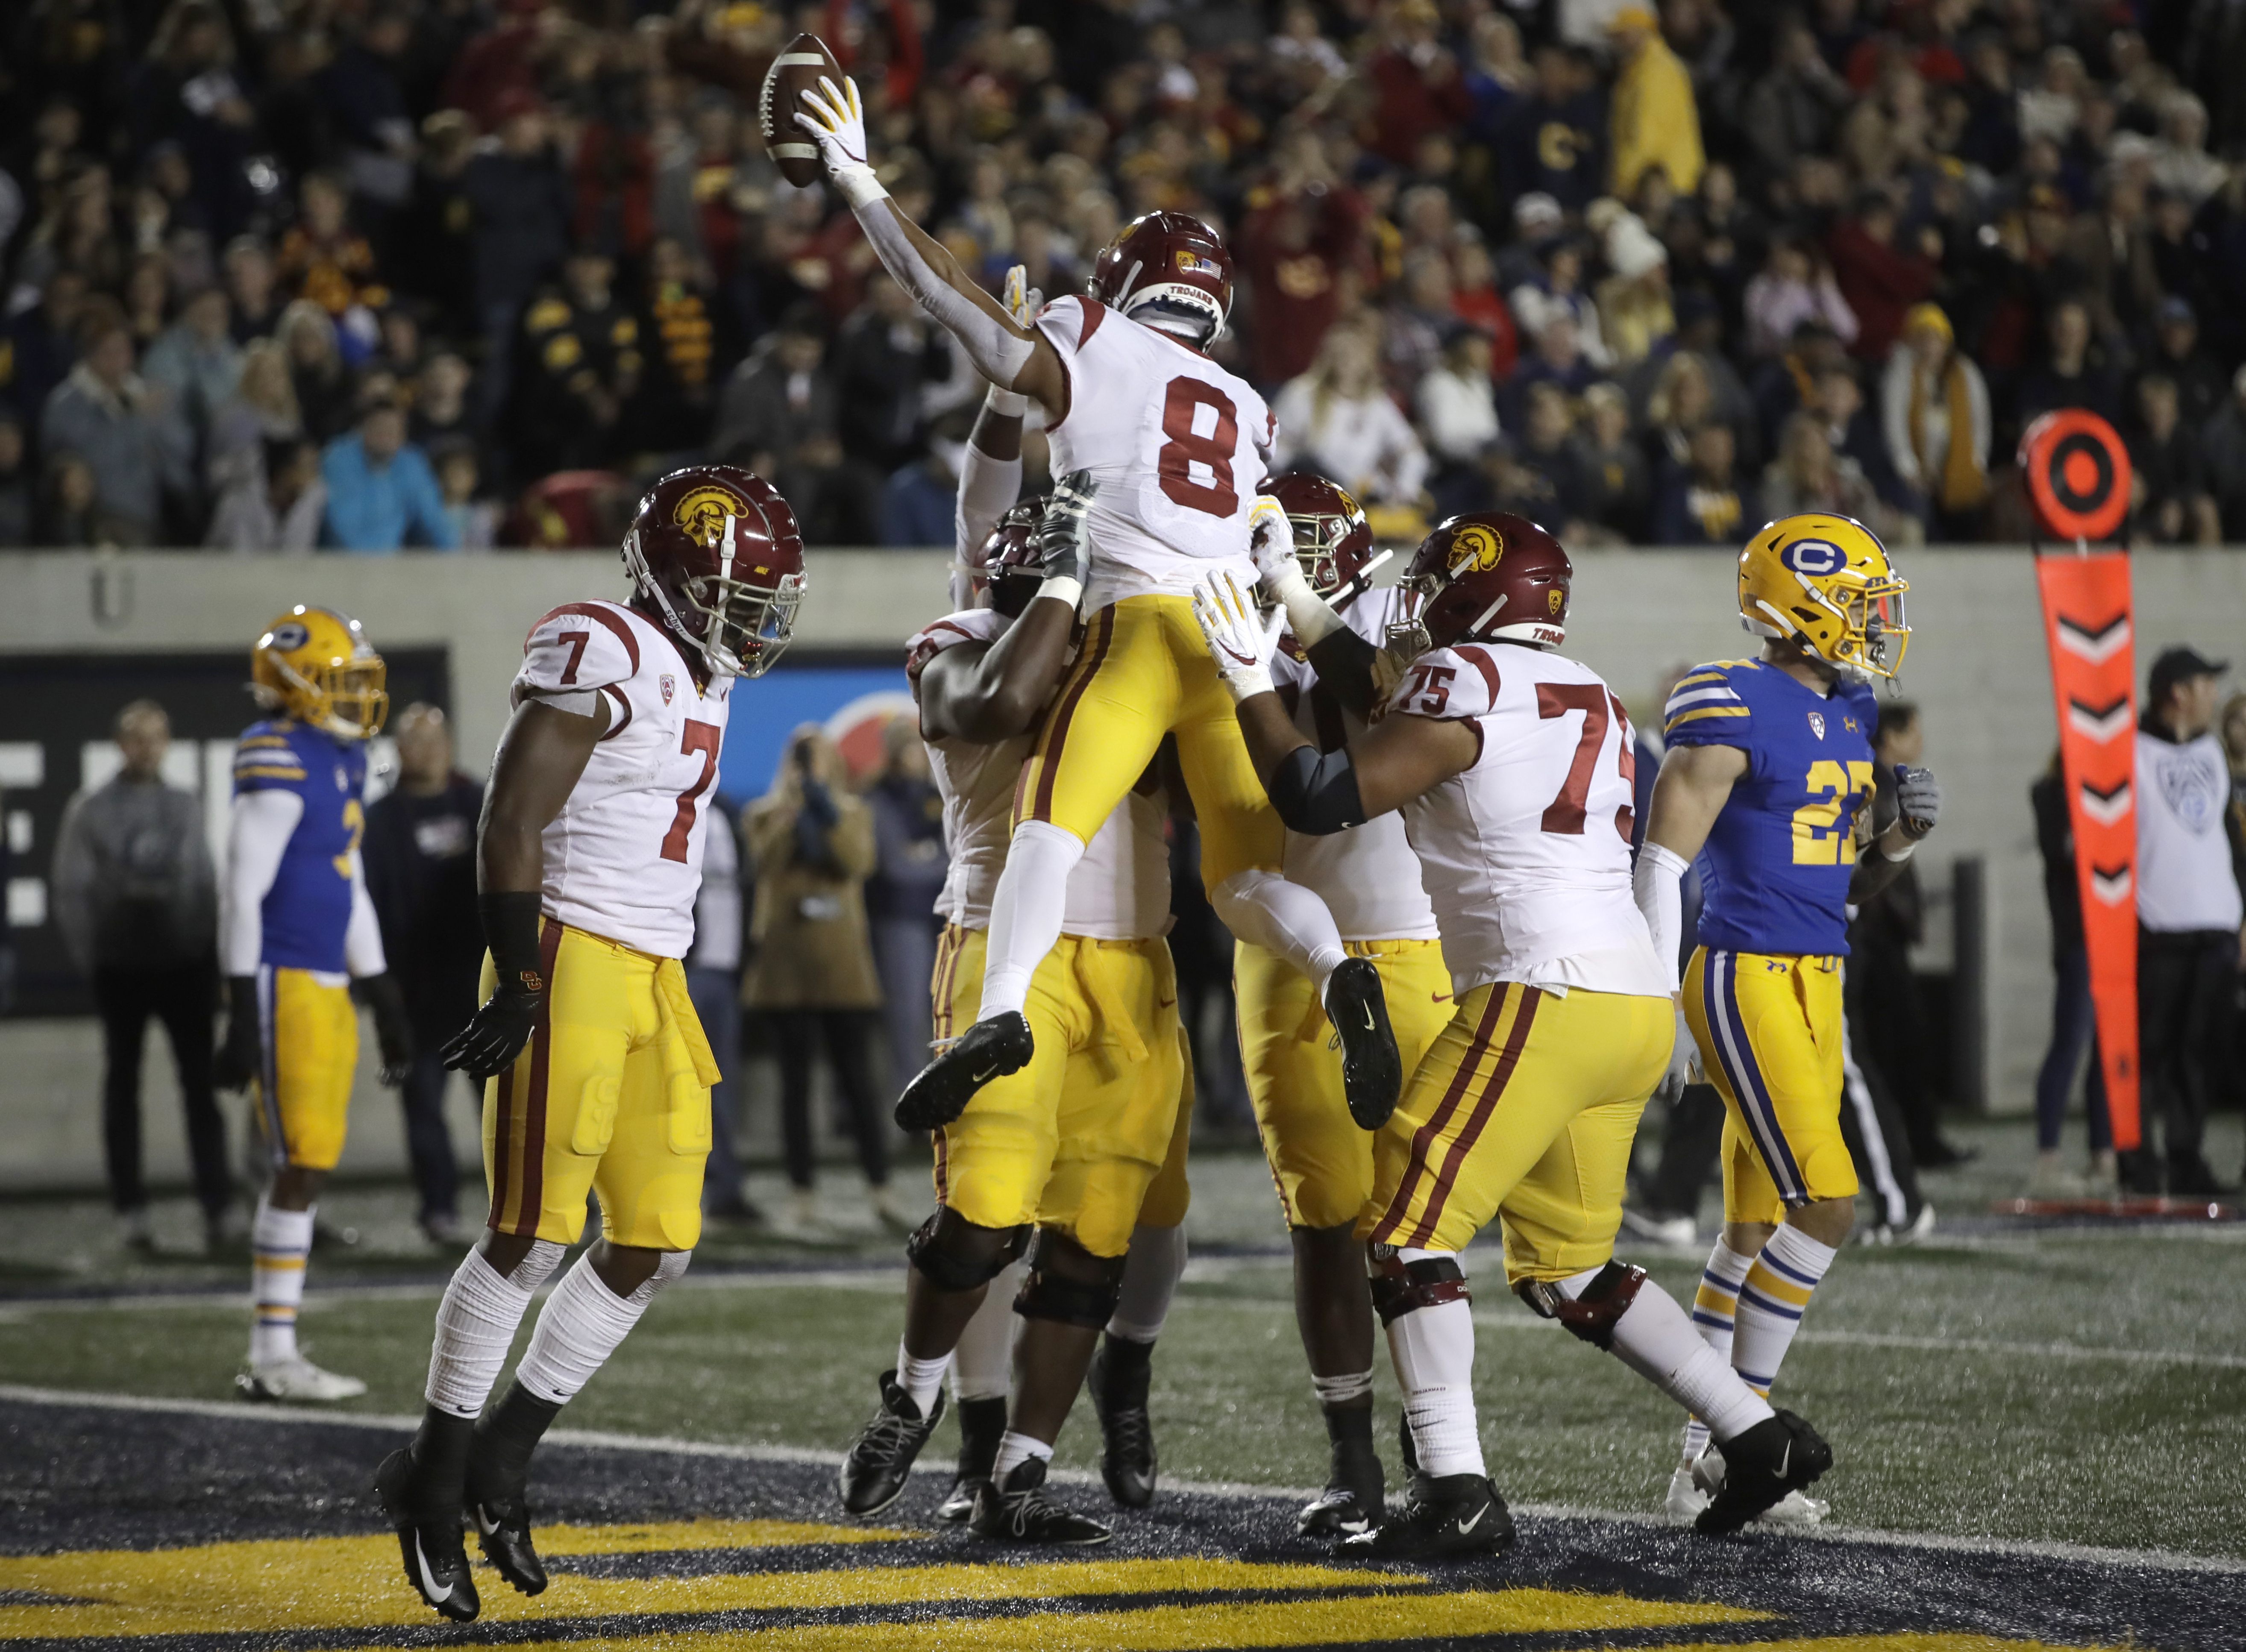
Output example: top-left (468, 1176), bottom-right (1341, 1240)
top-left (1388, 513), bottom-right (1572, 660)
top-left (623, 465), bottom-right (805, 678)
top-left (1738, 513), bottom-right (1909, 681)
top-left (980, 496), bottom-right (1051, 619)
top-left (1260, 472), bottom-right (1378, 602)
top-left (251, 606), bottom-right (388, 740)
top-left (1088, 211), bottom-right (1233, 344)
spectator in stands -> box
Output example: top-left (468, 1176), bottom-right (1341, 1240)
top-left (2013, 298), bottom-right (2123, 429)
top-left (1652, 421), bottom-right (1755, 545)
top-left (432, 443), bottom-right (497, 550)
top-left (689, 794), bottom-right (756, 1224)
top-left (1743, 235), bottom-right (1858, 359)
top-left (2128, 376), bottom-right (2220, 546)
top-left (1418, 328), bottom-right (1502, 516)
top-left (1509, 238), bottom-right (1609, 370)
top-left (0, 414), bottom-right (31, 548)
top-left (206, 435), bottom-right (323, 553)
top-left (40, 454), bottom-right (103, 547)
top-left (361, 704), bottom-right (482, 1246)
top-left (141, 284), bottom-right (241, 458)
top-left (864, 720), bottom-right (948, 1113)
top-left (2030, 751), bottom-right (2115, 1196)
top-left (1881, 304), bottom-right (1989, 540)
top-left (51, 699), bottom-right (232, 1250)
top-left (1497, 48), bottom-right (1606, 213)
top-left (715, 305), bottom-right (874, 545)
top-left (835, 274), bottom-right (936, 477)
top-left (461, 91), bottom-right (573, 426)
top-left (1764, 409), bottom-right (1883, 525)
top-left (40, 301), bottom-right (193, 547)
top-left (276, 300), bottom-right (355, 442)
top-left (1742, 19), bottom-right (1853, 185)
top-left (1608, 6), bottom-right (1703, 198)
top-left (743, 727), bottom-right (904, 1239)
top-left (221, 237), bottom-right (280, 343)
top-left (206, 338), bottom-right (302, 482)
top-left (320, 396), bottom-right (455, 552)
top-left (512, 247), bottom-right (640, 478)
top-left (1826, 188), bottom-right (1941, 363)
top-left (2204, 367), bottom-right (2246, 542)
top-left (1272, 321), bottom-right (1430, 508)
top-left (2131, 648), bottom-right (2243, 1195)
top-left (1364, 0), bottom-right (1473, 167)
top-left (3, 270), bottom-right (91, 433)
top-left (1565, 381), bottom-right (1649, 542)
top-left (2142, 298), bottom-right (2226, 431)
top-left (1236, 151), bottom-right (1368, 387)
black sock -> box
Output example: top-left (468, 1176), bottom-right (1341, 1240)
top-left (1101, 1332), bottom-right (1154, 1370)
top-left (408, 1406), bottom-right (476, 1514)
top-left (1322, 1403), bottom-right (1374, 1452)
top-left (470, 1380), bottom-right (563, 1500)
top-left (956, 1396), bottom-right (1009, 1479)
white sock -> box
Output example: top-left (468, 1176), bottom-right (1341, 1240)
top-left (515, 1250), bottom-right (690, 1405)
top-left (425, 1241), bottom-right (565, 1417)
top-left (249, 1197), bottom-right (313, 1364)
top-left (978, 821), bottom-right (1085, 1018)
top-left (1732, 1224), bottom-right (1838, 1397)
top-left (1107, 1223), bottom-right (1186, 1344)
top-left (1211, 868), bottom-right (1348, 996)
top-left (1559, 1266), bottom-right (1774, 1447)
top-left (1680, 1236), bottom-right (1754, 1461)
top-left (896, 1340), bottom-right (953, 1417)
top-left (949, 1259), bottom-right (1021, 1403)
top-left (1384, 1258), bottom-right (1483, 1479)
top-left (1311, 1368), bottom-right (1374, 1407)
top-left (992, 1428), bottom-right (1055, 1479)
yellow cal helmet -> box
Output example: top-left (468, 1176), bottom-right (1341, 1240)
top-left (1737, 513), bottom-right (1909, 682)
top-left (251, 606), bottom-right (389, 739)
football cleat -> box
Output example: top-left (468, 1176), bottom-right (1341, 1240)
top-left (838, 1370), bottom-right (946, 1516)
top-left (1344, 1471), bottom-right (1515, 1560)
top-left (237, 1354), bottom-right (367, 1403)
top-left (465, 1452), bottom-right (548, 1596)
top-left (1665, 1463), bottom-right (1711, 1523)
top-left (971, 1457), bottom-right (1113, 1545)
top-left (1298, 1435), bottom-right (1385, 1538)
top-left (936, 1476), bottom-right (989, 1523)
top-left (938, 1395), bottom-right (1009, 1524)
top-left (374, 1449), bottom-right (480, 1622)
top-left (1087, 1340), bottom-right (1157, 1508)
top-left (1697, 1411), bottom-right (1833, 1535)
top-left (1324, 959), bottom-right (1402, 1130)
top-left (894, 1013), bottom-right (1033, 1131)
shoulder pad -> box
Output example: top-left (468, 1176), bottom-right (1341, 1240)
top-left (1386, 644), bottom-right (1502, 723)
top-left (520, 602), bottom-right (641, 696)
top-left (1664, 663), bottom-right (1754, 744)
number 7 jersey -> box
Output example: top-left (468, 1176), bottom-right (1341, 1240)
top-left (515, 600), bottom-right (732, 959)
top-left (1384, 641), bottom-right (1668, 999)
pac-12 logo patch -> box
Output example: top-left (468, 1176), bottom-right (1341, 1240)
top-left (1779, 537), bottom-right (1845, 575)
top-left (660, 674), bottom-right (676, 705)
top-left (1808, 712), bottom-right (1826, 739)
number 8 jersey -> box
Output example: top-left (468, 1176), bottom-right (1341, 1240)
top-left (1661, 657), bottom-right (1878, 957)
top-left (1033, 295), bottom-right (1274, 612)
top-left (515, 600), bottom-right (733, 958)
top-left (1384, 640), bottom-right (1668, 999)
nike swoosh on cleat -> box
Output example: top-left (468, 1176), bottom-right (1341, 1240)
top-left (1775, 1442), bottom-right (1791, 1479)
top-left (1456, 1505), bottom-right (1486, 1535)
top-left (413, 1533), bottom-right (452, 1603)
top-left (474, 1505), bottom-right (499, 1536)
top-left (1362, 1004), bottom-right (1377, 1030)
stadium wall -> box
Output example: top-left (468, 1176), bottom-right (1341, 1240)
top-left (1, 546), bottom-right (2240, 1191)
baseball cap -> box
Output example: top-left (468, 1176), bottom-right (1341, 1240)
top-left (2147, 645), bottom-right (2228, 702)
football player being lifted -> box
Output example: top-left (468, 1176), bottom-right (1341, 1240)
top-left (375, 467), bottom-right (804, 1621)
top-left (1231, 475), bottom-right (1456, 1539)
top-left (1634, 514), bottom-right (1938, 1526)
top-left (218, 608), bottom-right (413, 1403)
top-left (1198, 514), bottom-right (1833, 1559)
top-left (841, 359), bottom-right (1191, 1544)
top-left (791, 75), bottom-right (1400, 1142)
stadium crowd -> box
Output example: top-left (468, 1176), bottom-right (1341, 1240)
top-left (2, 0), bottom-right (2244, 553)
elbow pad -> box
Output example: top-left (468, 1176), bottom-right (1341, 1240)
top-left (1633, 842), bottom-right (1688, 992)
top-left (1268, 745), bottom-right (1366, 836)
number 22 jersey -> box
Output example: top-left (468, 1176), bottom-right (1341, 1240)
top-left (515, 600), bottom-right (733, 959)
top-left (1662, 658), bottom-right (1878, 958)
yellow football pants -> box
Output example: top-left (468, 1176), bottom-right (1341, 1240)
top-left (930, 922), bottom-right (1185, 1256)
top-left (482, 921), bottom-right (720, 1251)
top-left (1236, 937), bottom-right (1453, 1230)
top-left (1137, 1026), bottom-right (1195, 1228)
top-left (252, 966), bottom-right (358, 1171)
top-left (1012, 595), bottom-right (1283, 889)
top-left (1683, 946), bottom-right (1858, 1224)
top-left (1366, 981), bottom-right (1672, 1280)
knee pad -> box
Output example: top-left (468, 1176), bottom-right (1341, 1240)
top-left (1013, 1229), bottom-right (1127, 1329)
top-left (907, 1207), bottom-right (1029, 1293)
top-left (1515, 1261), bottom-right (1645, 1350)
top-left (1366, 1246), bottom-right (1471, 1326)
top-left (624, 1247), bottom-right (693, 1308)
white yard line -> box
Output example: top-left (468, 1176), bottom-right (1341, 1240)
top-left (2, 1382), bottom-right (2242, 1576)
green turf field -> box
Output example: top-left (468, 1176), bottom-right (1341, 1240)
top-left (5, 1117), bottom-right (2243, 1563)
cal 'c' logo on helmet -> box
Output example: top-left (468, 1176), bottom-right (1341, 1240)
top-left (1447, 524), bottom-right (1505, 572)
top-left (267, 622), bottom-right (310, 651)
top-left (675, 485), bottom-right (746, 546)
top-left (1779, 537), bottom-right (1845, 576)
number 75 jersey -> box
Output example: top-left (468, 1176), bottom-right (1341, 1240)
top-left (1384, 642), bottom-right (1668, 998)
top-left (514, 601), bottom-right (731, 959)
top-left (1033, 295), bottom-right (1273, 613)
top-left (1661, 657), bottom-right (1878, 958)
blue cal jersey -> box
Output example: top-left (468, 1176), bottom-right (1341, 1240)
top-left (1662, 660), bottom-right (1879, 957)
top-left (232, 719), bottom-right (366, 973)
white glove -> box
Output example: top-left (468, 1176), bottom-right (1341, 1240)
top-left (984, 264), bottom-right (1044, 415)
top-left (795, 75), bottom-right (885, 209)
top-left (1192, 571), bottom-right (1279, 702)
top-left (1895, 764), bottom-right (1941, 840)
top-left (1248, 493), bottom-right (1340, 649)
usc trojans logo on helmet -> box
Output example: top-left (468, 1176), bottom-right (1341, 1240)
top-left (1447, 522), bottom-right (1506, 573)
top-left (674, 484), bottom-right (748, 547)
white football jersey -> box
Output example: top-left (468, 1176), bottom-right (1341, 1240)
top-left (514, 600), bottom-right (732, 958)
top-left (1268, 586), bottom-right (1439, 943)
top-left (1034, 296), bottom-right (1274, 612)
top-left (908, 608), bottom-right (1171, 940)
top-left (1382, 640), bottom-right (1667, 998)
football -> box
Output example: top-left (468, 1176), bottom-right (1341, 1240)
top-left (760, 32), bottom-right (844, 188)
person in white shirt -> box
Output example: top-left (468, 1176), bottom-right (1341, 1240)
top-left (1272, 322), bottom-right (1432, 505)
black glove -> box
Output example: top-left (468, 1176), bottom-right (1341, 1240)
top-left (214, 974), bottom-right (260, 1092)
top-left (441, 892), bottom-right (547, 1081)
top-left (1894, 764), bottom-right (1942, 839)
top-left (358, 972), bottom-right (415, 1086)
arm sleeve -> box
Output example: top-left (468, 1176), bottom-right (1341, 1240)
top-left (221, 788), bottom-right (304, 975)
top-left (854, 200), bottom-right (1036, 390)
top-left (344, 852), bottom-right (387, 976)
top-left (1632, 840), bottom-right (1688, 994)
top-left (1660, 665), bottom-right (1756, 751)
